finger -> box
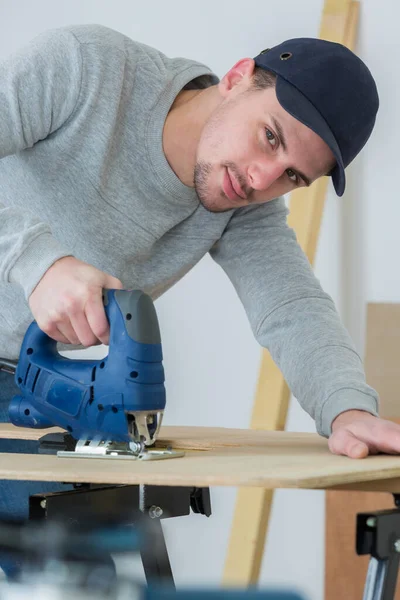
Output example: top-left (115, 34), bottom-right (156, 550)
top-left (329, 429), bottom-right (370, 459)
top-left (347, 418), bottom-right (400, 455)
top-left (52, 330), bottom-right (71, 345)
top-left (37, 318), bottom-right (71, 345)
top-left (105, 277), bottom-right (124, 290)
top-left (69, 309), bottom-right (99, 347)
top-left (348, 441), bottom-right (369, 459)
top-left (85, 293), bottom-right (110, 345)
top-left (56, 322), bottom-right (81, 345)
top-left (369, 421), bottom-right (400, 455)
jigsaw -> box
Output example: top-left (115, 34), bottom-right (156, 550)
top-left (0, 289), bottom-right (183, 461)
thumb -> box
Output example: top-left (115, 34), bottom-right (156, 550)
top-left (329, 429), bottom-right (370, 459)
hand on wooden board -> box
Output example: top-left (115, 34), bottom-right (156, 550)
top-left (329, 410), bottom-right (400, 459)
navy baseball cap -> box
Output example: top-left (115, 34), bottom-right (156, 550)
top-left (254, 38), bottom-right (379, 196)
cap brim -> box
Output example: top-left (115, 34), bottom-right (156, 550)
top-left (275, 77), bottom-right (346, 196)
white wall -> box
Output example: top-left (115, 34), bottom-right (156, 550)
top-left (0, 1), bottom-right (392, 598)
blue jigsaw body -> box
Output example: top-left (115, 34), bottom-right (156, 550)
top-left (8, 289), bottom-right (166, 444)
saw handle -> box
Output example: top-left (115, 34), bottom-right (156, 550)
top-left (21, 289), bottom-right (161, 363)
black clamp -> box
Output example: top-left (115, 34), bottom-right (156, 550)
top-left (356, 494), bottom-right (400, 599)
top-left (190, 487), bottom-right (211, 517)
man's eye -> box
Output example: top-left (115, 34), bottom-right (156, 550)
top-left (287, 169), bottom-right (298, 184)
top-left (265, 128), bottom-right (276, 147)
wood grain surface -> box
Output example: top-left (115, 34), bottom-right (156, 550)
top-left (1, 425), bottom-right (400, 489)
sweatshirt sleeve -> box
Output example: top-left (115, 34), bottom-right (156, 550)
top-left (210, 197), bottom-right (379, 438)
top-left (0, 28), bottom-right (83, 298)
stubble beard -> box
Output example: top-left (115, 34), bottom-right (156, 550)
top-left (194, 161), bottom-right (234, 214)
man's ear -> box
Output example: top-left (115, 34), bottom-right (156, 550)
top-left (219, 58), bottom-right (255, 97)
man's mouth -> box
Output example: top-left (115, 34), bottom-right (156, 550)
top-left (222, 168), bottom-right (246, 202)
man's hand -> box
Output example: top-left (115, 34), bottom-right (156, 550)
top-left (28, 256), bottom-right (124, 347)
top-left (329, 409), bottom-right (400, 459)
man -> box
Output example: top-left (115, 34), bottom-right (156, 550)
top-left (0, 24), bottom-right (398, 494)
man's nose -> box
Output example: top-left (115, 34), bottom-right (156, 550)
top-left (247, 160), bottom-right (286, 192)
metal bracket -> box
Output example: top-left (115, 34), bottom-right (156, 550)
top-left (38, 431), bottom-right (185, 461)
top-left (58, 442), bottom-right (185, 461)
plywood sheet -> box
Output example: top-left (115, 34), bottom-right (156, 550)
top-left (1, 427), bottom-right (400, 489)
top-left (0, 423), bottom-right (324, 449)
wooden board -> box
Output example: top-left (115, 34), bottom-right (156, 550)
top-left (3, 426), bottom-right (400, 489)
top-left (0, 423), bottom-right (320, 449)
top-left (365, 303), bottom-right (400, 419)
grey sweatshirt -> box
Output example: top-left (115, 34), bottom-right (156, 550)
top-left (0, 24), bottom-right (379, 437)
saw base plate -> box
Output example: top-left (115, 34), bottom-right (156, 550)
top-left (57, 447), bottom-right (185, 461)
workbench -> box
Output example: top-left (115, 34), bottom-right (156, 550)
top-left (1, 424), bottom-right (400, 599)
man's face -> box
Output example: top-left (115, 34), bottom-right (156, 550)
top-left (194, 62), bottom-right (335, 213)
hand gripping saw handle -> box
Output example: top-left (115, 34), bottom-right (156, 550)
top-left (8, 289), bottom-right (166, 446)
